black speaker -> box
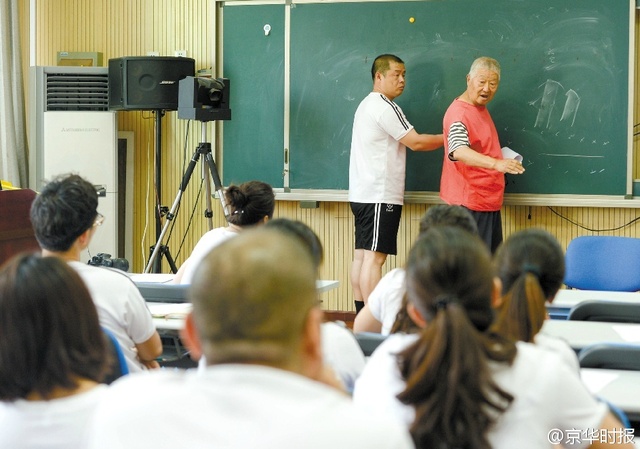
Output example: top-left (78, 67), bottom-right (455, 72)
top-left (108, 56), bottom-right (195, 111)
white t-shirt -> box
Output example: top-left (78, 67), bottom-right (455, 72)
top-left (349, 92), bottom-right (414, 205)
top-left (87, 365), bottom-right (414, 449)
top-left (197, 323), bottom-right (366, 394)
top-left (321, 321), bottom-right (366, 393)
top-left (180, 227), bottom-right (238, 284)
top-left (353, 333), bottom-right (608, 449)
top-left (368, 268), bottom-right (406, 335)
top-left (69, 261), bottom-right (157, 372)
top-left (534, 332), bottom-right (581, 374)
top-left (0, 385), bottom-right (107, 449)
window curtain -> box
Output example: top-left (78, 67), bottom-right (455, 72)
top-left (0, 0), bottom-right (27, 187)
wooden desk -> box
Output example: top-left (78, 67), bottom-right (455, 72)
top-left (540, 320), bottom-right (640, 352)
top-left (581, 368), bottom-right (640, 423)
top-left (547, 289), bottom-right (640, 320)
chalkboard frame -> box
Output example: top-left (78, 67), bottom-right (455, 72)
top-left (220, 0), bottom-right (635, 204)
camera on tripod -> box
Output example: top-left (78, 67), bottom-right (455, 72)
top-left (88, 253), bottom-right (130, 272)
top-left (178, 76), bottom-right (231, 122)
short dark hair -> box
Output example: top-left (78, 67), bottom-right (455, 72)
top-left (30, 173), bottom-right (99, 251)
top-left (419, 205), bottom-right (478, 235)
top-left (391, 205), bottom-right (478, 335)
top-left (264, 218), bottom-right (324, 269)
top-left (371, 54), bottom-right (404, 81)
top-left (189, 228), bottom-right (317, 366)
top-left (225, 181), bottom-right (275, 227)
top-left (0, 253), bottom-right (108, 400)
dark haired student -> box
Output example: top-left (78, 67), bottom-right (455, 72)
top-left (0, 254), bottom-right (110, 448)
top-left (30, 173), bottom-right (162, 372)
top-left (353, 227), bottom-right (633, 449)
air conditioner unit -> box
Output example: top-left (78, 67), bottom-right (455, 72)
top-left (29, 66), bottom-right (124, 261)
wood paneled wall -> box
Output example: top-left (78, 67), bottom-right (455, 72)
top-left (20, 1), bottom-right (640, 312)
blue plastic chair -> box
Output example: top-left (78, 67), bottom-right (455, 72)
top-left (564, 236), bottom-right (640, 292)
top-left (102, 327), bottom-right (129, 384)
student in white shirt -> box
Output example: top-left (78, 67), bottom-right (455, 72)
top-left (30, 173), bottom-right (162, 372)
top-left (0, 254), bottom-right (109, 449)
top-left (173, 180), bottom-right (275, 284)
top-left (491, 227), bottom-right (579, 372)
top-left (353, 227), bottom-right (633, 449)
top-left (265, 218), bottom-right (366, 392)
top-left (88, 229), bottom-right (413, 449)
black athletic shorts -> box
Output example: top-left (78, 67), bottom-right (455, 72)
top-left (351, 202), bottom-right (402, 255)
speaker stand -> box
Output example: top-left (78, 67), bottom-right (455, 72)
top-left (151, 109), bottom-right (167, 273)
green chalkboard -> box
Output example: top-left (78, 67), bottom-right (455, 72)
top-left (222, 4), bottom-right (285, 187)
top-left (223, 0), bottom-right (631, 195)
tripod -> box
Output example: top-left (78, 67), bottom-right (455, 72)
top-left (144, 121), bottom-right (229, 274)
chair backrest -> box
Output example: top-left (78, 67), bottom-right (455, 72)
top-left (579, 342), bottom-right (640, 371)
top-left (564, 236), bottom-right (640, 292)
top-left (354, 332), bottom-right (388, 357)
top-left (568, 300), bottom-right (640, 323)
top-left (102, 328), bottom-right (129, 384)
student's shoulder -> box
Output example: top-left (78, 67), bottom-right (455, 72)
top-left (69, 261), bottom-right (140, 290)
top-left (510, 340), bottom-right (580, 381)
top-left (103, 370), bottom-right (190, 404)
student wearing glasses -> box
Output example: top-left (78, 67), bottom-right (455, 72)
top-left (30, 173), bottom-right (162, 373)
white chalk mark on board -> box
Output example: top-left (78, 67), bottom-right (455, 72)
top-left (560, 89), bottom-right (580, 126)
top-left (540, 153), bottom-right (604, 158)
top-left (535, 79), bottom-right (562, 128)
top-left (534, 80), bottom-right (581, 130)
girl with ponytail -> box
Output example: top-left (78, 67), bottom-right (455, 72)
top-left (491, 228), bottom-right (578, 371)
top-left (353, 226), bottom-right (633, 449)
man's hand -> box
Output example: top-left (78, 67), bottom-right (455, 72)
top-left (494, 158), bottom-right (525, 174)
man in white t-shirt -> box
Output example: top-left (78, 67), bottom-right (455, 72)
top-left (30, 174), bottom-right (162, 372)
top-left (87, 228), bottom-right (414, 449)
top-left (348, 53), bottom-right (443, 314)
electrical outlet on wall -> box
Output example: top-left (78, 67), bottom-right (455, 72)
top-left (175, 50), bottom-right (187, 57)
top-left (147, 51), bottom-right (159, 57)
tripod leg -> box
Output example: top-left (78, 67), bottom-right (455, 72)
top-left (145, 149), bottom-right (202, 273)
top-left (161, 246), bottom-right (179, 274)
top-left (203, 152), bottom-right (230, 222)
top-left (202, 159), bottom-right (214, 230)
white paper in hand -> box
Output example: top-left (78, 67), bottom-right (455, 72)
top-left (501, 146), bottom-right (523, 162)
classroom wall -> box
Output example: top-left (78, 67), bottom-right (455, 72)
top-left (20, 0), bottom-right (640, 312)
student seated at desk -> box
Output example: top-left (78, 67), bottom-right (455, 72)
top-left (30, 174), bottom-right (162, 373)
top-left (173, 180), bottom-right (275, 284)
top-left (0, 254), bottom-right (109, 449)
top-left (88, 229), bottom-right (413, 449)
top-left (353, 227), bottom-right (632, 449)
top-left (264, 218), bottom-right (366, 392)
top-left (491, 228), bottom-right (579, 372)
